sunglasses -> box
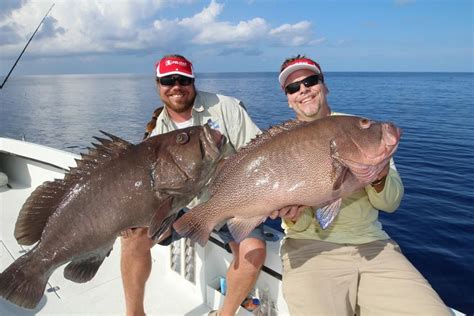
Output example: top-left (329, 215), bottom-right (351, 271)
top-left (284, 74), bottom-right (323, 94)
top-left (158, 75), bottom-right (194, 86)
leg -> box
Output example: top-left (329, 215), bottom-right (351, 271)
top-left (120, 227), bottom-right (154, 316)
top-left (357, 240), bottom-right (451, 316)
top-left (281, 239), bottom-right (358, 316)
top-left (219, 237), bottom-right (266, 316)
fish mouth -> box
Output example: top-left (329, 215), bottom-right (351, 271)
top-left (382, 122), bottom-right (402, 147)
top-left (334, 137), bottom-right (399, 184)
top-left (334, 123), bottom-right (401, 184)
top-left (334, 138), bottom-right (400, 184)
top-left (201, 124), bottom-right (226, 161)
top-left (348, 122), bottom-right (401, 162)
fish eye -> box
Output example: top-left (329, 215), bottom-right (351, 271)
top-left (360, 118), bottom-right (371, 129)
top-left (176, 132), bottom-right (189, 145)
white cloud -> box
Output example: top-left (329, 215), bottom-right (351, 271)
top-left (0, 0), bottom-right (322, 59)
top-left (191, 18), bottom-right (269, 44)
top-left (269, 21), bottom-right (321, 46)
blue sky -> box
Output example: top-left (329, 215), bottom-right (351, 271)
top-left (0, 0), bottom-right (472, 75)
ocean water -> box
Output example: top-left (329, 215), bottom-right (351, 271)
top-left (1, 72), bottom-right (473, 314)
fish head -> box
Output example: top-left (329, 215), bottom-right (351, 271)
top-left (329, 116), bottom-right (402, 185)
top-left (152, 124), bottom-right (226, 196)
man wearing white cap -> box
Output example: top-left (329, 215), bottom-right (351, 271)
top-left (120, 54), bottom-right (266, 316)
top-left (276, 55), bottom-right (450, 315)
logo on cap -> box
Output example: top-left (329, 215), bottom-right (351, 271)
top-left (278, 58), bottom-right (323, 88)
top-left (156, 56), bottom-right (195, 78)
top-left (165, 59), bottom-right (189, 67)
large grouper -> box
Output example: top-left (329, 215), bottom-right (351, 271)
top-left (0, 124), bottom-right (225, 309)
top-left (173, 115), bottom-right (402, 246)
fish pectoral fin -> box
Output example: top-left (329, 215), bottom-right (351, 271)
top-left (330, 139), bottom-right (351, 191)
top-left (227, 216), bottom-right (266, 243)
top-left (148, 197), bottom-right (175, 240)
top-left (64, 249), bottom-right (112, 283)
top-left (315, 199), bottom-right (342, 230)
top-left (149, 212), bottom-right (179, 243)
top-left (332, 159), bottom-right (350, 191)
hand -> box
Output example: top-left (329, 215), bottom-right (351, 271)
top-left (269, 205), bottom-right (308, 222)
top-left (371, 162), bottom-right (390, 192)
top-left (377, 162), bottom-right (390, 180)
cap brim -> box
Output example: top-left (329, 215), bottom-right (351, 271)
top-left (278, 64), bottom-right (320, 87)
top-left (156, 71), bottom-right (195, 79)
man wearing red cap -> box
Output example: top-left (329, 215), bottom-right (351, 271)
top-left (275, 55), bottom-right (450, 315)
top-left (120, 54), bottom-right (266, 316)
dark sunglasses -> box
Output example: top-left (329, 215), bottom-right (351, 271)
top-left (284, 74), bottom-right (323, 94)
top-left (158, 75), bottom-right (194, 86)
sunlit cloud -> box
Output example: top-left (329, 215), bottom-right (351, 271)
top-left (0, 0), bottom-right (323, 59)
top-left (269, 21), bottom-right (320, 46)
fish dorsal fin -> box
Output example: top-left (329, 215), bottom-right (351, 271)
top-left (210, 120), bottom-right (306, 194)
top-left (14, 179), bottom-right (68, 245)
top-left (15, 131), bottom-right (133, 245)
top-left (236, 119), bottom-right (306, 157)
top-left (66, 131), bottom-right (133, 181)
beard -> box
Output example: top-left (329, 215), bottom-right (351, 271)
top-left (161, 86), bottom-right (196, 114)
top-left (165, 100), bottom-right (194, 113)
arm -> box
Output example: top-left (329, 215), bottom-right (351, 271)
top-left (277, 206), bottom-right (314, 232)
top-left (365, 159), bottom-right (404, 213)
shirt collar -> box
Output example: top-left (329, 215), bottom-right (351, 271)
top-left (192, 91), bottom-right (205, 113)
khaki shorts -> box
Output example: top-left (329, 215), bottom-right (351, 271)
top-left (281, 238), bottom-right (450, 316)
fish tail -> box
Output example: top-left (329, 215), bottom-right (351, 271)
top-left (0, 254), bottom-right (47, 309)
top-left (172, 205), bottom-right (215, 246)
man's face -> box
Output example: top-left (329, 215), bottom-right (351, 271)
top-left (157, 76), bottom-right (196, 114)
top-left (284, 69), bottom-right (330, 121)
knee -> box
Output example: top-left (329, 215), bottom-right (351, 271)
top-left (239, 239), bottom-right (266, 270)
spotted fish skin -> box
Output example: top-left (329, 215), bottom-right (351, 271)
top-left (173, 115), bottom-right (401, 246)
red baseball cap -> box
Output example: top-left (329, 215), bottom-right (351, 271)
top-left (156, 56), bottom-right (194, 78)
top-left (278, 58), bottom-right (323, 88)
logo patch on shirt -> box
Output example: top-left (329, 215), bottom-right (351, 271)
top-left (207, 118), bottom-right (220, 130)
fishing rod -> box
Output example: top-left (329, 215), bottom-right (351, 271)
top-left (0, 3), bottom-right (55, 89)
